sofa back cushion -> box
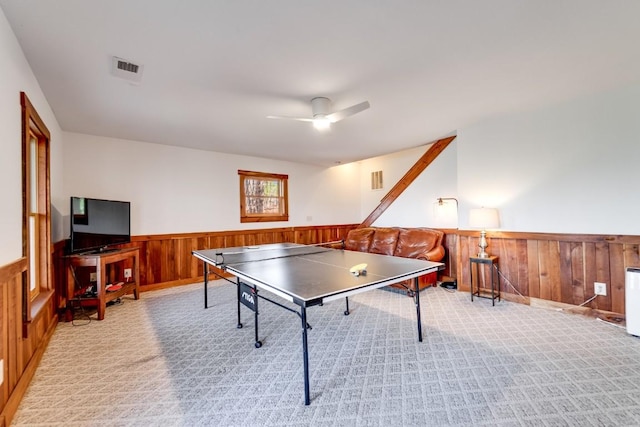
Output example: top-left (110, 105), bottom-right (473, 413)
top-left (369, 228), bottom-right (400, 256)
top-left (344, 228), bottom-right (375, 252)
top-left (394, 228), bottom-right (444, 258)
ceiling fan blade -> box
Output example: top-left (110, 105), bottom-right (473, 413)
top-left (327, 101), bottom-right (370, 123)
top-left (266, 115), bottom-right (314, 122)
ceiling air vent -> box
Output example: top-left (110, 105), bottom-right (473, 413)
top-left (111, 56), bottom-right (144, 83)
top-left (117, 60), bottom-right (138, 74)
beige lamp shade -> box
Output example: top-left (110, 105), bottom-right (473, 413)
top-left (469, 207), bottom-right (500, 230)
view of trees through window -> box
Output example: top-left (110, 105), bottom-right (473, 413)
top-left (244, 177), bottom-right (282, 214)
top-left (238, 170), bottom-right (289, 222)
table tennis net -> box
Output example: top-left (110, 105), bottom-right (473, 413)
top-left (216, 244), bottom-right (333, 265)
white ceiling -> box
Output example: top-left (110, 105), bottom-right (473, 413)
top-left (2, 1), bottom-right (640, 166)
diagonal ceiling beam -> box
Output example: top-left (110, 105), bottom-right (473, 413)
top-left (359, 135), bottom-right (457, 228)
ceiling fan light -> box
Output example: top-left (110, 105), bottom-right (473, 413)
top-left (313, 117), bottom-right (331, 130)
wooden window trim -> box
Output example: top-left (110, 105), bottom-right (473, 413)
top-left (238, 170), bottom-right (289, 223)
top-left (21, 92), bottom-right (52, 330)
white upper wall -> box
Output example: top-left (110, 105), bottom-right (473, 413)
top-left (0, 8), bottom-right (63, 266)
top-left (361, 142), bottom-right (458, 229)
top-left (358, 81), bottom-right (640, 235)
top-left (62, 132), bottom-right (361, 237)
top-left (62, 73), bottom-right (640, 240)
top-left (457, 82), bottom-right (640, 234)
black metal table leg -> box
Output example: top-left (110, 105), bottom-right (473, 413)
top-left (470, 259), bottom-right (474, 302)
top-left (496, 265), bottom-right (501, 302)
top-left (414, 277), bottom-right (423, 342)
top-left (236, 278), bottom-right (243, 329)
top-left (344, 296), bottom-right (350, 315)
top-left (253, 287), bottom-right (262, 348)
top-left (204, 263), bottom-right (209, 309)
top-left (490, 265), bottom-right (495, 306)
top-left (301, 306), bottom-right (311, 405)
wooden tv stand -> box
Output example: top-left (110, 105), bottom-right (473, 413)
top-left (66, 247), bottom-right (140, 320)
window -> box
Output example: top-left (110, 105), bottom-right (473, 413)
top-left (21, 92), bottom-right (52, 324)
top-left (239, 170), bottom-right (289, 223)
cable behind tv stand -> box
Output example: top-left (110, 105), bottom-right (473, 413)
top-left (66, 247), bottom-right (140, 321)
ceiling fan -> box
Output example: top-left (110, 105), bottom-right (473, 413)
top-left (267, 97), bottom-right (370, 130)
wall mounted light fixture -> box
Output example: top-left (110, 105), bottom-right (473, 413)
top-left (434, 197), bottom-right (458, 228)
top-left (437, 197), bottom-right (458, 207)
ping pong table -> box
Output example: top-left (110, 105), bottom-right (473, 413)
top-left (192, 243), bottom-right (443, 405)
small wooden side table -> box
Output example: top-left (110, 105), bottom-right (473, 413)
top-left (470, 255), bottom-right (500, 306)
top-left (66, 247), bottom-right (140, 320)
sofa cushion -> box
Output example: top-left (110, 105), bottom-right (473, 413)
top-left (394, 228), bottom-right (444, 260)
top-left (344, 228), bottom-right (375, 252)
top-left (369, 228), bottom-right (400, 256)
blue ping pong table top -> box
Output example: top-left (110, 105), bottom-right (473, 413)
top-left (193, 243), bottom-right (443, 305)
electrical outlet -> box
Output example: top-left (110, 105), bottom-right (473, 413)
top-left (90, 272), bottom-right (97, 282)
top-left (124, 268), bottom-right (132, 279)
top-left (594, 282), bottom-right (607, 296)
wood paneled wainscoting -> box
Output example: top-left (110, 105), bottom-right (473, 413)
top-left (53, 224), bottom-right (359, 304)
top-left (0, 253), bottom-right (59, 426)
top-left (53, 225), bottom-right (640, 319)
top-left (442, 230), bottom-right (640, 318)
top-left (131, 224), bottom-right (358, 292)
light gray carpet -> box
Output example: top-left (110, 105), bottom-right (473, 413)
top-left (12, 281), bottom-right (640, 426)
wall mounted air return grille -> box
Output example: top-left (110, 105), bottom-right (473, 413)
top-left (111, 56), bottom-right (144, 83)
top-left (371, 171), bottom-right (383, 190)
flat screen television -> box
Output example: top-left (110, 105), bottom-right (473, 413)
top-left (69, 197), bottom-right (131, 254)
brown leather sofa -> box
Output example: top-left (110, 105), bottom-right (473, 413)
top-left (342, 227), bottom-right (445, 292)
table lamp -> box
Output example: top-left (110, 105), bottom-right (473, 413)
top-left (469, 207), bottom-right (500, 258)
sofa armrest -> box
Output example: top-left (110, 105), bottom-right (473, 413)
top-left (419, 245), bottom-right (445, 262)
top-left (394, 228), bottom-right (445, 262)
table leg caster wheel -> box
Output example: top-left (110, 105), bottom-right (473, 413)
top-left (344, 310), bottom-right (350, 316)
top-left (237, 323), bottom-right (243, 329)
top-left (255, 341), bottom-right (262, 348)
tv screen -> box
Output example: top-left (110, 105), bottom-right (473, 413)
top-left (69, 197), bottom-right (131, 254)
